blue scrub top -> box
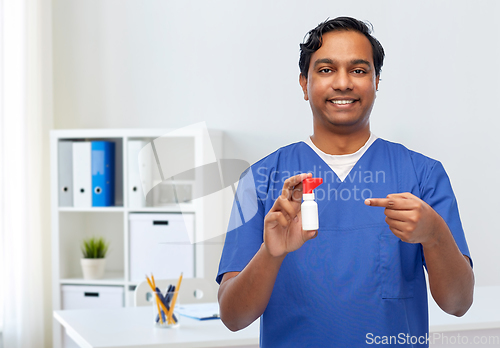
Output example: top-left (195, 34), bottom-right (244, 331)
top-left (216, 139), bottom-right (471, 348)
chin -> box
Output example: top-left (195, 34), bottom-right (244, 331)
top-left (326, 117), bottom-right (363, 127)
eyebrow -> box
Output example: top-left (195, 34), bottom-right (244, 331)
top-left (313, 58), bottom-right (372, 69)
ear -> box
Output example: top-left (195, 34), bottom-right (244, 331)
top-left (299, 73), bottom-right (309, 101)
top-left (375, 75), bottom-right (380, 91)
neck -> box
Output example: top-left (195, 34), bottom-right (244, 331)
top-left (310, 124), bottom-right (371, 155)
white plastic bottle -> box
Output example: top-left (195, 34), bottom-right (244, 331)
top-left (301, 178), bottom-right (323, 231)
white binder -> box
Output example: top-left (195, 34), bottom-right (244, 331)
top-left (72, 142), bottom-right (92, 208)
top-left (58, 141), bottom-right (73, 207)
top-left (128, 140), bottom-right (148, 208)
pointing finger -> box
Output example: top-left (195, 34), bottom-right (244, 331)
top-left (365, 196), bottom-right (415, 210)
top-left (364, 198), bottom-right (393, 207)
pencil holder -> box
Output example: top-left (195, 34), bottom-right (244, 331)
top-left (152, 289), bottom-right (180, 328)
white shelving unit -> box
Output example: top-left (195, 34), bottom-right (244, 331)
top-left (50, 128), bottom-right (226, 348)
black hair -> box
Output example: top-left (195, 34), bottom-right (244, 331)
top-left (299, 17), bottom-right (385, 78)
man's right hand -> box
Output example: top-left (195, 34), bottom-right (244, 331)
top-left (263, 173), bottom-right (319, 257)
top-left (219, 173), bottom-right (319, 331)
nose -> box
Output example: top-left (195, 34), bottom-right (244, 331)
top-left (331, 69), bottom-right (353, 91)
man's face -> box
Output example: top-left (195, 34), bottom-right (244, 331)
top-left (300, 30), bottom-right (380, 133)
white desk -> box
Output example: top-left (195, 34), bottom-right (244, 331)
top-left (55, 287), bottom-right (500, 348)
top-left (54, 306), bottom-right (259, 348)
top-left (428, 286), bottom-right (500, 332)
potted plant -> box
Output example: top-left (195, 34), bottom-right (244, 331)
top-left (80, 237), bottom-right (109, 280)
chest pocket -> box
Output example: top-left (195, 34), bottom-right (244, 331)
top-left (379, 231), bottom-right (421, 299)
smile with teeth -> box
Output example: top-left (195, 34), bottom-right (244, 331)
top-left (330, 99), bottom-right (356, 104)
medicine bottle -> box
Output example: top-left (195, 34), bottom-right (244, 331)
top-left (301, 178), bottom-right (323, 231)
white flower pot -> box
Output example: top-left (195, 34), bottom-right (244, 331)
top-left (81, 258), bottom-right (106, 280)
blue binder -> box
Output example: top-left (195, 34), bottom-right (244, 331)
top-left (91, 141), bottom-right (115, 206)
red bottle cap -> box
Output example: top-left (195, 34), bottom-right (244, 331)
top-left (303, 178), bottom-right (323, 194)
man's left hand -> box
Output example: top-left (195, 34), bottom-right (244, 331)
top-left (365, 192), bottom-right (442, 246)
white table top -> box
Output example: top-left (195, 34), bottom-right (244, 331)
top-left (54, 306), bottom-right (259, 348)
top-left (55, 286), bottom-right (500, 348)
top-left (428, 286), bottom-right (500, 332)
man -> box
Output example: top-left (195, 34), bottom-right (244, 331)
top-left (216, 17), bottom-right (474, 347)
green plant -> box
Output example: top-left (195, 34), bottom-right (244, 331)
top-left (81, 237), bottom-right (109, 259)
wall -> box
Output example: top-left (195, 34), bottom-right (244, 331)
top-left (53, 0), bottom-right (500, 287)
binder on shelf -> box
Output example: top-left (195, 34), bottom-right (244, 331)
top-left (128, 140), bottom-right (148, 208)
top-left (58, 141), bottom-right (73, 207)
top-left (91, 141), bottom-right (115, 207)
top-left (72, 142), bottom-right (92, 208)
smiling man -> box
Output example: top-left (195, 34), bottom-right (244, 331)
top-left (216, 17), bottom-right (474, 347)
top-left (300, 29), bottom-right (379, 153)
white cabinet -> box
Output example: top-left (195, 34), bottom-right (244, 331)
top-left (61, 285), bottom-right (124, 310)
top-left (129, 213), bottom-right (195, 282)
top-left (51, 128), bottom-right (226, 348)
top-left (61, 285), bottom-right (124, 348)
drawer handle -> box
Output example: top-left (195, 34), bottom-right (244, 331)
top-left (153, 221), bottom-right (169, 225)
top-left (84, 292), bottom-right (99, 297)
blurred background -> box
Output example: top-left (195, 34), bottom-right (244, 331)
top-left (53, 0), bottom-right (500, 286)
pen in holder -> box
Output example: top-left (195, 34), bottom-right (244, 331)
top-left (153, 285), bottom-right (180, 328)
top-left (146, 273), bottom-right (183, 328)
